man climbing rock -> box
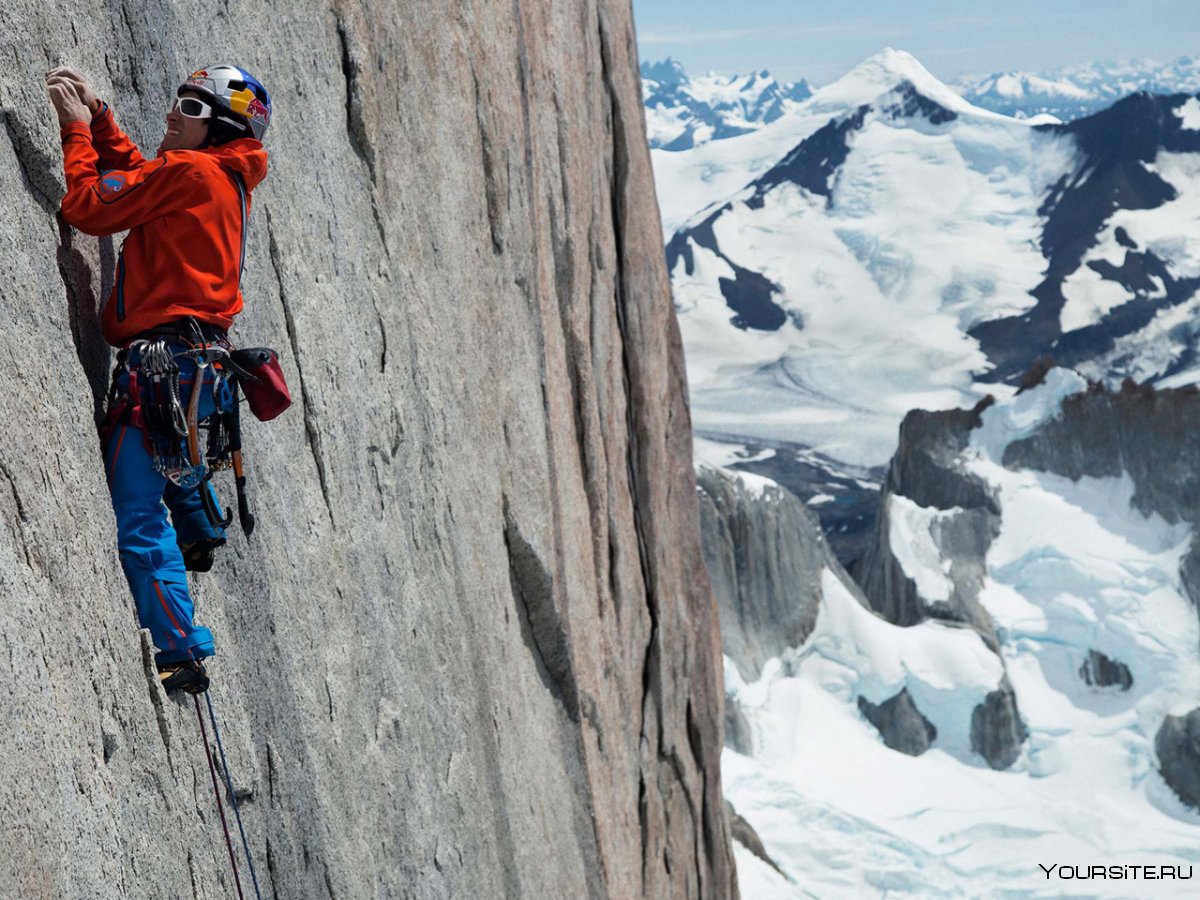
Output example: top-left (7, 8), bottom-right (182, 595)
top-left (47, 65), bottom-right (271, 694)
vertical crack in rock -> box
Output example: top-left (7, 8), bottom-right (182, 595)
top-left (334, 16), bottom-right (376, 184)
top-left (186, 850), bottom-right (198, 899)
top-left (688, 700), bottom-right (716, 879)
top-left (138, 632), bottom-right (174, 769)
top-left (503, 497), bottom-right (578, 720)
top-left (547, 91), bottom-right (608, 617)
top-left (265, 835), bottom-right (280, 898)
top-left (334, 13), bottom-right (389, 252)
top-left (266, 213), bottom-right (334, 523)
top-left (2, 110), bottom-right (59, 214)
top-left (510, 0), bottom-right (537, 201)
top-left (470, 67), bottom-right (505, 255)
top-left (56, 214), bottom-right (111, 419)
top-left (1, 457), bottom-right (33, 568)
top-left (369, 293), bottom-right (387, 373)
top-left (5, 111), bottom-right (111, 417)
top-left (0, 459), bottom-right (28, 526)
top-left (597, 13), bottom-right (666, 891)
top-left (116, 2), bottom-right (143, 96)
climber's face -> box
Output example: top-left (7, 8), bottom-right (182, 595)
top-left (160, 90), bottom-right (210, 153)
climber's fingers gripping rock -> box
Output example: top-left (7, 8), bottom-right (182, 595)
top-left (46, 66), bottom-right (100, 114)
top-left (46, 77), bottom-right (90, 127)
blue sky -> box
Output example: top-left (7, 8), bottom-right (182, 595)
top-left (633, 0), bottom-right (1200, 84)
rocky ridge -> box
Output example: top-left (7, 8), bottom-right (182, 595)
top-left (696, 466), bottom-right (828, 683)
top-left (856, 376), bottom-right (1200, 794)
top-left (0, 1), bottom-right (734, 898)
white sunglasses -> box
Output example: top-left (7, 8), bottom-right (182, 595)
top-left (171, 96), bottom-right (213, 119)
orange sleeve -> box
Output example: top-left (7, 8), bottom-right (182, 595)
top-left (89, 102), bottom-right (146, 171)
top-left (59, 123), bottom-right (211, 236)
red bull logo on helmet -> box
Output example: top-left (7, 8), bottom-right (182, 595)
top-left (246, 97), bottom-right (269, 124)
top-left (185, 69), bottom-right (214, 91)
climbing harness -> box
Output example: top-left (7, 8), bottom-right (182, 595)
top-left (100, 319), bottom-right (279, 536)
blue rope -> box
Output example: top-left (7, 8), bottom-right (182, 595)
top-left (205, 690), bottom-right (263, 900)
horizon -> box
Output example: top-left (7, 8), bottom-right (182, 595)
top-left (639, 46), bottom-right (1200, 89)
top-left (632, 0), bottom-right (1200, 85)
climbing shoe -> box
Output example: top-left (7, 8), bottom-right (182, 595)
top-left (158, 659), bottom-right (210, 694)
top-left (180, 538), bottom-right (225, 573)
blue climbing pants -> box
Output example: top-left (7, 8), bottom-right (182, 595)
top-left (103, 353), bottom-right (229, 666)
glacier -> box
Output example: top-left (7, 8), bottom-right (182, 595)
top-left (718, 377), bottom-right (1200, 897)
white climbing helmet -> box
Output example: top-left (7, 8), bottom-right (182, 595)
top-left (179, 65), bottom-right (272, 141)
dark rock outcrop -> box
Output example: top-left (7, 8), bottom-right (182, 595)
top-left (724, 690), bottom-right (754, 756)
top-left (855, 400), bottom-right (1026, 768)
top-left (0, 2), bottom-right (735, 897)
top-left (697, 466), bottom-right (830, 681)
top-left (702, 435), bottom-right (884, 567)
top-left (971, 681), bottom-right (1029, 770)
top-left (856, 401), bottom-right (1002, 644)
top-left (1156, 709), bottom-right (1200, 810)
top-left (1080, 650), bottom-right (1133, 691)
top-left (858, 689), bottom-right (938, 756)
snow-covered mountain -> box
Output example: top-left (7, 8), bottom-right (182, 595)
top-left (640, 57), bottom-right (812, 151)
top-left (959, 55), bottom-right (1200, 121)
top-left (712, 375), bottom-right (1200, 897)
top-left (660, 49), bottom-right (1200, 481)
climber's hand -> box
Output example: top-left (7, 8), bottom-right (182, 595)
top-left (47, 81), bottom-right (91, 126)
top-left (46, 67), bottom-right (100, 115)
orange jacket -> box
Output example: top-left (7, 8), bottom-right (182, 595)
top-left (60, 104), bottom-right (269, 347)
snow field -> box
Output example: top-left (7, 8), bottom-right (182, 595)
top-left (1174, 97), bottom-right (1200, 131)
top-left (663, 48), bottom-right (1091, 467)
top-left (675, 103), bottom-right (1070, 465)
top-left (724, 378), bottom-right (1200, 896)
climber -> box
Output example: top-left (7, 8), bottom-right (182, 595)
top-left (47, 65), bottom-right (271, 694)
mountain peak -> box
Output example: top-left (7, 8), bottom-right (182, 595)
top-left (813, 47), bottom-right (969, 115)
top-left (641, 57), bottom-right (689, 87)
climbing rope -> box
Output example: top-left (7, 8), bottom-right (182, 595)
top-left (194, 695), bottom-right (246, 900)
top-left (205, 691), bottom-right (264, 900)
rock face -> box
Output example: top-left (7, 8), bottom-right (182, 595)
top-left (697, 466), bottom-right (931, 756)
top-left (858, 379), bottom-right (1200, 789)
top-left (1080, 649), bottom-right (1134, 691)
top-left (855, 403), bottom-right (1002, 640)
top-left (1156, 711), bottom-right (1200, 810)
top-left (970, 681), bottom-right (1029, 770)
top-left (696, 467), bottom-right (826, 682)
top-left (857, 690), bottom-right (937, 756)
top-left (855, 401), bottom-right (1028, 769)
top-left (0, 2), bottom-right (735, 898)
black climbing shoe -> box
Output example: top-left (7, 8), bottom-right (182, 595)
top-left (158, 659), bottom-right (210, 694)
top-left (180, 538), bottom-right (225, 573)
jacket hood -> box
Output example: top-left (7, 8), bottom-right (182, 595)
top-left (204, 137), bottom-right (269, 191)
